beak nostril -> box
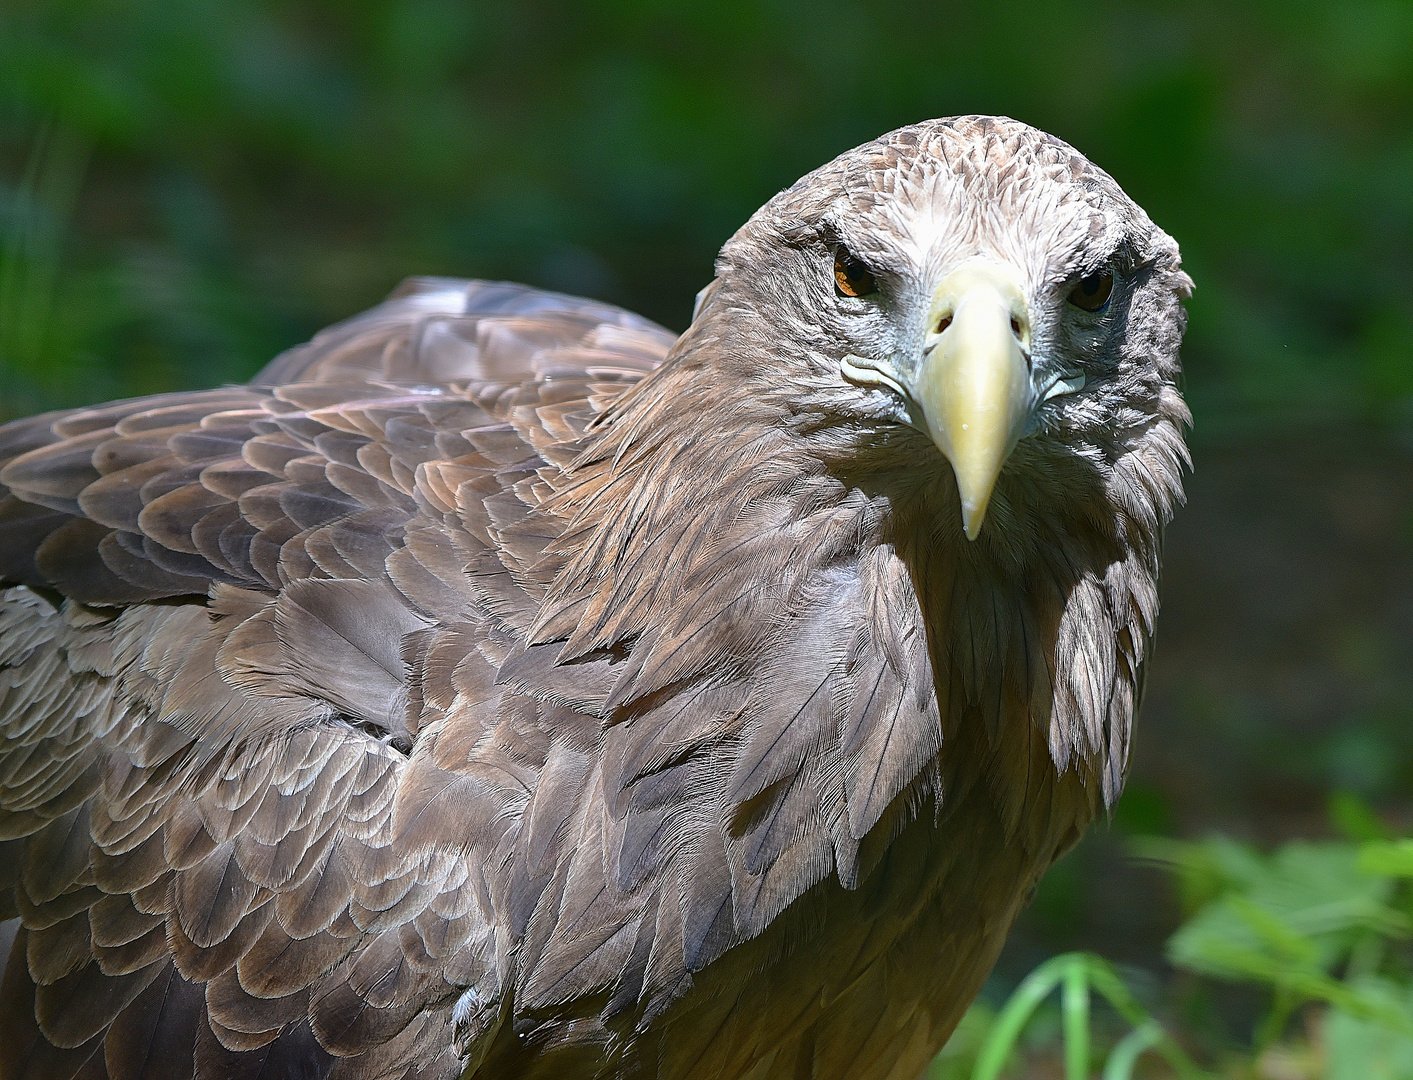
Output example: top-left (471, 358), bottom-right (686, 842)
top-left (936, 315), bottom-right (952, 334)
top-left (1010, 315), bottom-right (1023, 338)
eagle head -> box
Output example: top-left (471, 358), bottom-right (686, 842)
top-left (700, 114), bottom-right (1191, 548)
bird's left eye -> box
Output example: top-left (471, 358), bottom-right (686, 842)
top-left (834, 250), bottom-right (877, 298)
top-left (1069, 270), bottom-right (1114, 312)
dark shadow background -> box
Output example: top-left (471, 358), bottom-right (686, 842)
top-left (3, 0), bottom-right (1411, 1045)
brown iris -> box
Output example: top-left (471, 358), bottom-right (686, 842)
top-left (1069, 270), bottom-right (1114, 312)
top-left (834, 251), bottom-right (877, 298)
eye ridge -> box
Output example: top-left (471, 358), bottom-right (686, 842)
top-left (1069, 269), bottom-right (1114, 312)
top-left (833, 249), bottom-right (877, 298)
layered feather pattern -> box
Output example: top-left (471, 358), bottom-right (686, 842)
top-left (0, 116), bottom-right (1190, 1080)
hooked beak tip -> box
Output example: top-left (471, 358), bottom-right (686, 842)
top-left (956, 469), bottom-right (1002, 540)
top-left (961, 502), bottom-right (986, 541)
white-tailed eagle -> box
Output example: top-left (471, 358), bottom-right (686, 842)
top-left (0, 116), bottom-right (1189, 1080)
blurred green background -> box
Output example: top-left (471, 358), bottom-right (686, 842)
top-left (5, 0), bottom-right (1413, 429)
top-left (3, 1), bottom-right (1412, 1074)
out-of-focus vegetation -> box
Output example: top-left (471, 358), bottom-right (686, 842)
top-left (3, 2), bottom-right (1412, 1076)
top-left (934, 807), bottom-right (1413, 1079)
top-left (2, 0), bottom-right (1413, 431)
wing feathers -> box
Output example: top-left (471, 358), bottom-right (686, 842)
top-left (36, 959), bottom-right (165, 1048)
top-left (104, 963), bottom-right (204, 1080)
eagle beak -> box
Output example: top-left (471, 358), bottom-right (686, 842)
top-left (912, 260), bottom-right (1033, 540)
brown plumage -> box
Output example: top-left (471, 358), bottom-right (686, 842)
top-left (0, 116), bottom-right (1189, 1080)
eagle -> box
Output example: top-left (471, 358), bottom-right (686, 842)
top-left (0, 116), bottom-right (1189, 1080)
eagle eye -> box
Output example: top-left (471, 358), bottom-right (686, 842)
top-left (1069, 270), bottom-right (1114, 312)
top-left (834, 250), bottom-right (877, 298)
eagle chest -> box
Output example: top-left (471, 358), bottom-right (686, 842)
top-left (604, 749), bottom-right (1090, 1080)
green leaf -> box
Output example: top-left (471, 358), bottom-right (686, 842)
top-left (1330, 792), bottom-right (1391, 843)
top-left (1324, 976), bottom-right (1413, 1080)
top-left (1360, 840), bottom-right (1413, 879)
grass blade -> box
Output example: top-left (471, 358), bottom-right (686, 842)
top-left (1062, 956), bottom-right (1090, 1080)
top-left (1101, 1020), bottom-right (1163, 1080)
top-left (970, 955), bottom-right (1070, 1080)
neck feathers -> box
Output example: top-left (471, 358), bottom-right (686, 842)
top-left (522, 331), bottom-right (1182, 846)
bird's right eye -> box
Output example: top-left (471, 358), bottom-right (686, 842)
top-left (1068, 270), bottom-right (1114, 312)
top-left (834, 250), bottom-right (877, 298)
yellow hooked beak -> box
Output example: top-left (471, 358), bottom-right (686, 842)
top-left (912, 260), bottom-right (1033, 540)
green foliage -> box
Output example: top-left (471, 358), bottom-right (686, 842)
top-left (938, 822), bottom-right (1413, 1078)
top-left (1150, 836), bottom-right (1413, 1057)
top-left (937, 953), bottom-right (1207, 1080)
